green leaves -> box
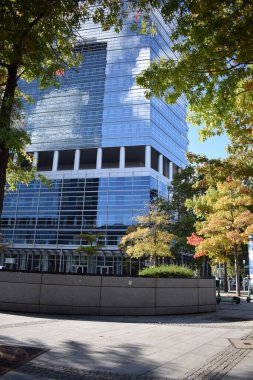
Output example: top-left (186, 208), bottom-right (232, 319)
top-left (0, 0), bottom-right (162, 213)
top-left (159, 166), bottom-right (205, 256)
top-left (0, 127), bottom-right (30, 152)
top-left (76, 233), bottom-right (102, 255)
top-left (0, 1), bottom-right (164, 201)
top-left (137, 0), bottom-right (253, 143)
top-left (138, 264), bottom-right (194, 278)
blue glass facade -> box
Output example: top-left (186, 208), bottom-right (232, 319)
top-left (23, 43), bottom-right (107, 150)
top-left (2, 176), bottom-right (166, 247)
top-left (1, 13), bottom-right (188, 272)
top-left (23, 16), bottom-right (188, 165)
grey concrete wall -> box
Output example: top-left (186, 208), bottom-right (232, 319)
top-left (0, 272), bottom-right (216, 315)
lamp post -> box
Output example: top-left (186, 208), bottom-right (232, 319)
top-left (243, 259), bottom-right (246, 277)
top-left (248, 235), bottom-right (253, 282)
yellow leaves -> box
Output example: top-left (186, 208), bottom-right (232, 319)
top-left (246, 224), bottom-right (253, 236)
top-left (234, 211), bottom-right (253, 228)
top-left (135, 208), bottom-right (171, 226)
top-left (208, 180), bottom-right (253, 212)
top-left (120, 227), bottom-right (150, 246)
top-left (196, 235), bottom-right (232, 261)
top-left (190, 178), bottom-right (253, 260)
top-left (226, 230), bottom-right (244, 244)
top-left (119, 208), bottom-right (176, 260)
top-left (120, 226), bottom-right (175, 259)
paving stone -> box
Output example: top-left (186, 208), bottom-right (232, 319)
top-left (1, 297), bottom-right (253, 379)
top-left (181, 331), bottom-right (253, 380)
top-left (13, 362), bottom-right (173, 379)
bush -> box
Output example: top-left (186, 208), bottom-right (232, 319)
top-left (138, 264), bottom-right (194, 278)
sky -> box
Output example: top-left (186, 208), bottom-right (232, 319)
top-left (188, 125), bottom-right (230, 159)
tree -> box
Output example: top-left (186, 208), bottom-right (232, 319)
top-left (187, 180), bottom-right (253, 296)
top-left (159, 165), bottom-right (205, 259)
top-left (0, 0), bottom-right (161, 218)
top-left (137, 0), bottom-right (253, 143)
top-left (76, 233), bottom-right (102, 273)
top-left (188, 232), bottom-right (232, 290)
top-left (0, 0), bottom-right (87, 216)
top-left (187, 152), bottom-right (253, 188)
top-left (77, 233), bottom-right (101, 256)
top-left (119, 206), bottom-right (175, 266)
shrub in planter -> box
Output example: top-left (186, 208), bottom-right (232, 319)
top-left (138, 264), bottom-right (194, 278)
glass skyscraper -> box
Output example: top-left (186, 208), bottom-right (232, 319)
top-left (1, 11), bottom-right (188, 274)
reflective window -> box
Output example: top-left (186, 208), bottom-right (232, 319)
top-left (2, 175), bottom-right (167, 247)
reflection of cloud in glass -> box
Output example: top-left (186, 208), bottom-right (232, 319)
top-left (28, 88), bottom-right (89, 141)
top-left (24, 42), bottom-right (107, 150)
top-left (123, 47), bottom-right (150, 121)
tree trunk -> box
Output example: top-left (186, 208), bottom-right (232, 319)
top-left (224, 262), bottom-right (228, 292)
top-left (234, 245), bottom-right (241, 297)
top-left (0, 146), bottom-right (9, 223)
top-left (202, 256), bottom-right (206, 278)
top-left (154, 254), bottom-right (158, 267)
top-left (0, 63), bottom-right (18, 221)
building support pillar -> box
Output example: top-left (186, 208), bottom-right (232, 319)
top-left (158, 154), bottom-right (163, 175)
top-left (119, 146), bottom-right (125, 169)
top-left (74, 149), bottom-right (80, 171)
top-left (52, 151), bottom-right (59, 171)
top-left (96, 148), bottom-right (102, 170)
top-left (32, 152), bottom-right (38, 167)
top-left (145, 145), bottom-right (151, 168)
top-left (169, 161), bottom-right (173, 181)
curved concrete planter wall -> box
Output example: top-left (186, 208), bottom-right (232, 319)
top-left (0, 272), bottom-right (216, 315)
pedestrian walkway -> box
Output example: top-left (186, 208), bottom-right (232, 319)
top-left (0, 296), bottom-right (253, 379)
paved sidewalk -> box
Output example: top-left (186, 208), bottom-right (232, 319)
top-left (0, 295), bottom-right (253, 379)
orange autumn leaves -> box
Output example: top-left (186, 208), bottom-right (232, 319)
top-left (186, 180), bottom-right (253, 262)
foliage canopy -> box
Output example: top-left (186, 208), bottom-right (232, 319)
top-left (186, 179), bottom-right (253, 295)
top-left (159, 165), bottom-right (205, 256)
top-left (138, 264), bottom-right (194, 278)
top-left (0, 0), bottom-right (161, 216)
top-left (137, 0), bottom-right (253, 143)
top-left (120, 206), bottom-right (175, 265)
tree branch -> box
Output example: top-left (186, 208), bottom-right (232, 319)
top-left (17, 69), bottom-right (26, 81)
top-left (50, 45), bottom-right (69, 67)
top-left (26, 13), bottom-right (45, 33)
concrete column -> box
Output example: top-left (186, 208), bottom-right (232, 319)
top-left (169, 161), bottom-right (173, 181)
top-left (42, 254), bottom-right (48, 272)
top-left (74, 149), bottom-right (80, 171)
top-left (96, 148), bottom-right (102, 170)
top-left (158, 154), bottom-right (163, 175)
top-left (20, 253), bottom-right (27, 270)
top-left (119, 146), bottom-right (125, 169)
top-left (52, 150), bottom-right (59, 171)
top-left (32, 152), bottom-right (38, 167)
top-left (145, 145), bottom-right (151, 168)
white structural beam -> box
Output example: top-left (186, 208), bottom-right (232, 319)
top-left (145, 145), bottom-right (151, 168)
top-left (169, 161), bottom-right (173, 181)
top-left (74, 149), bottom-right (80, 171)
top-left (119, 146), bottom-right (125, 169)
top-left (32, 152), bottom-right (38, 167)
top-left (158, 154), bottom-right (163, 175)
top-left (52, 150), bottom-right (59, 171)
top-left (96, 147), bottom-right (102, 170)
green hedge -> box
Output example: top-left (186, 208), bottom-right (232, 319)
top-left (138, 264), bottom-right (194, 278)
